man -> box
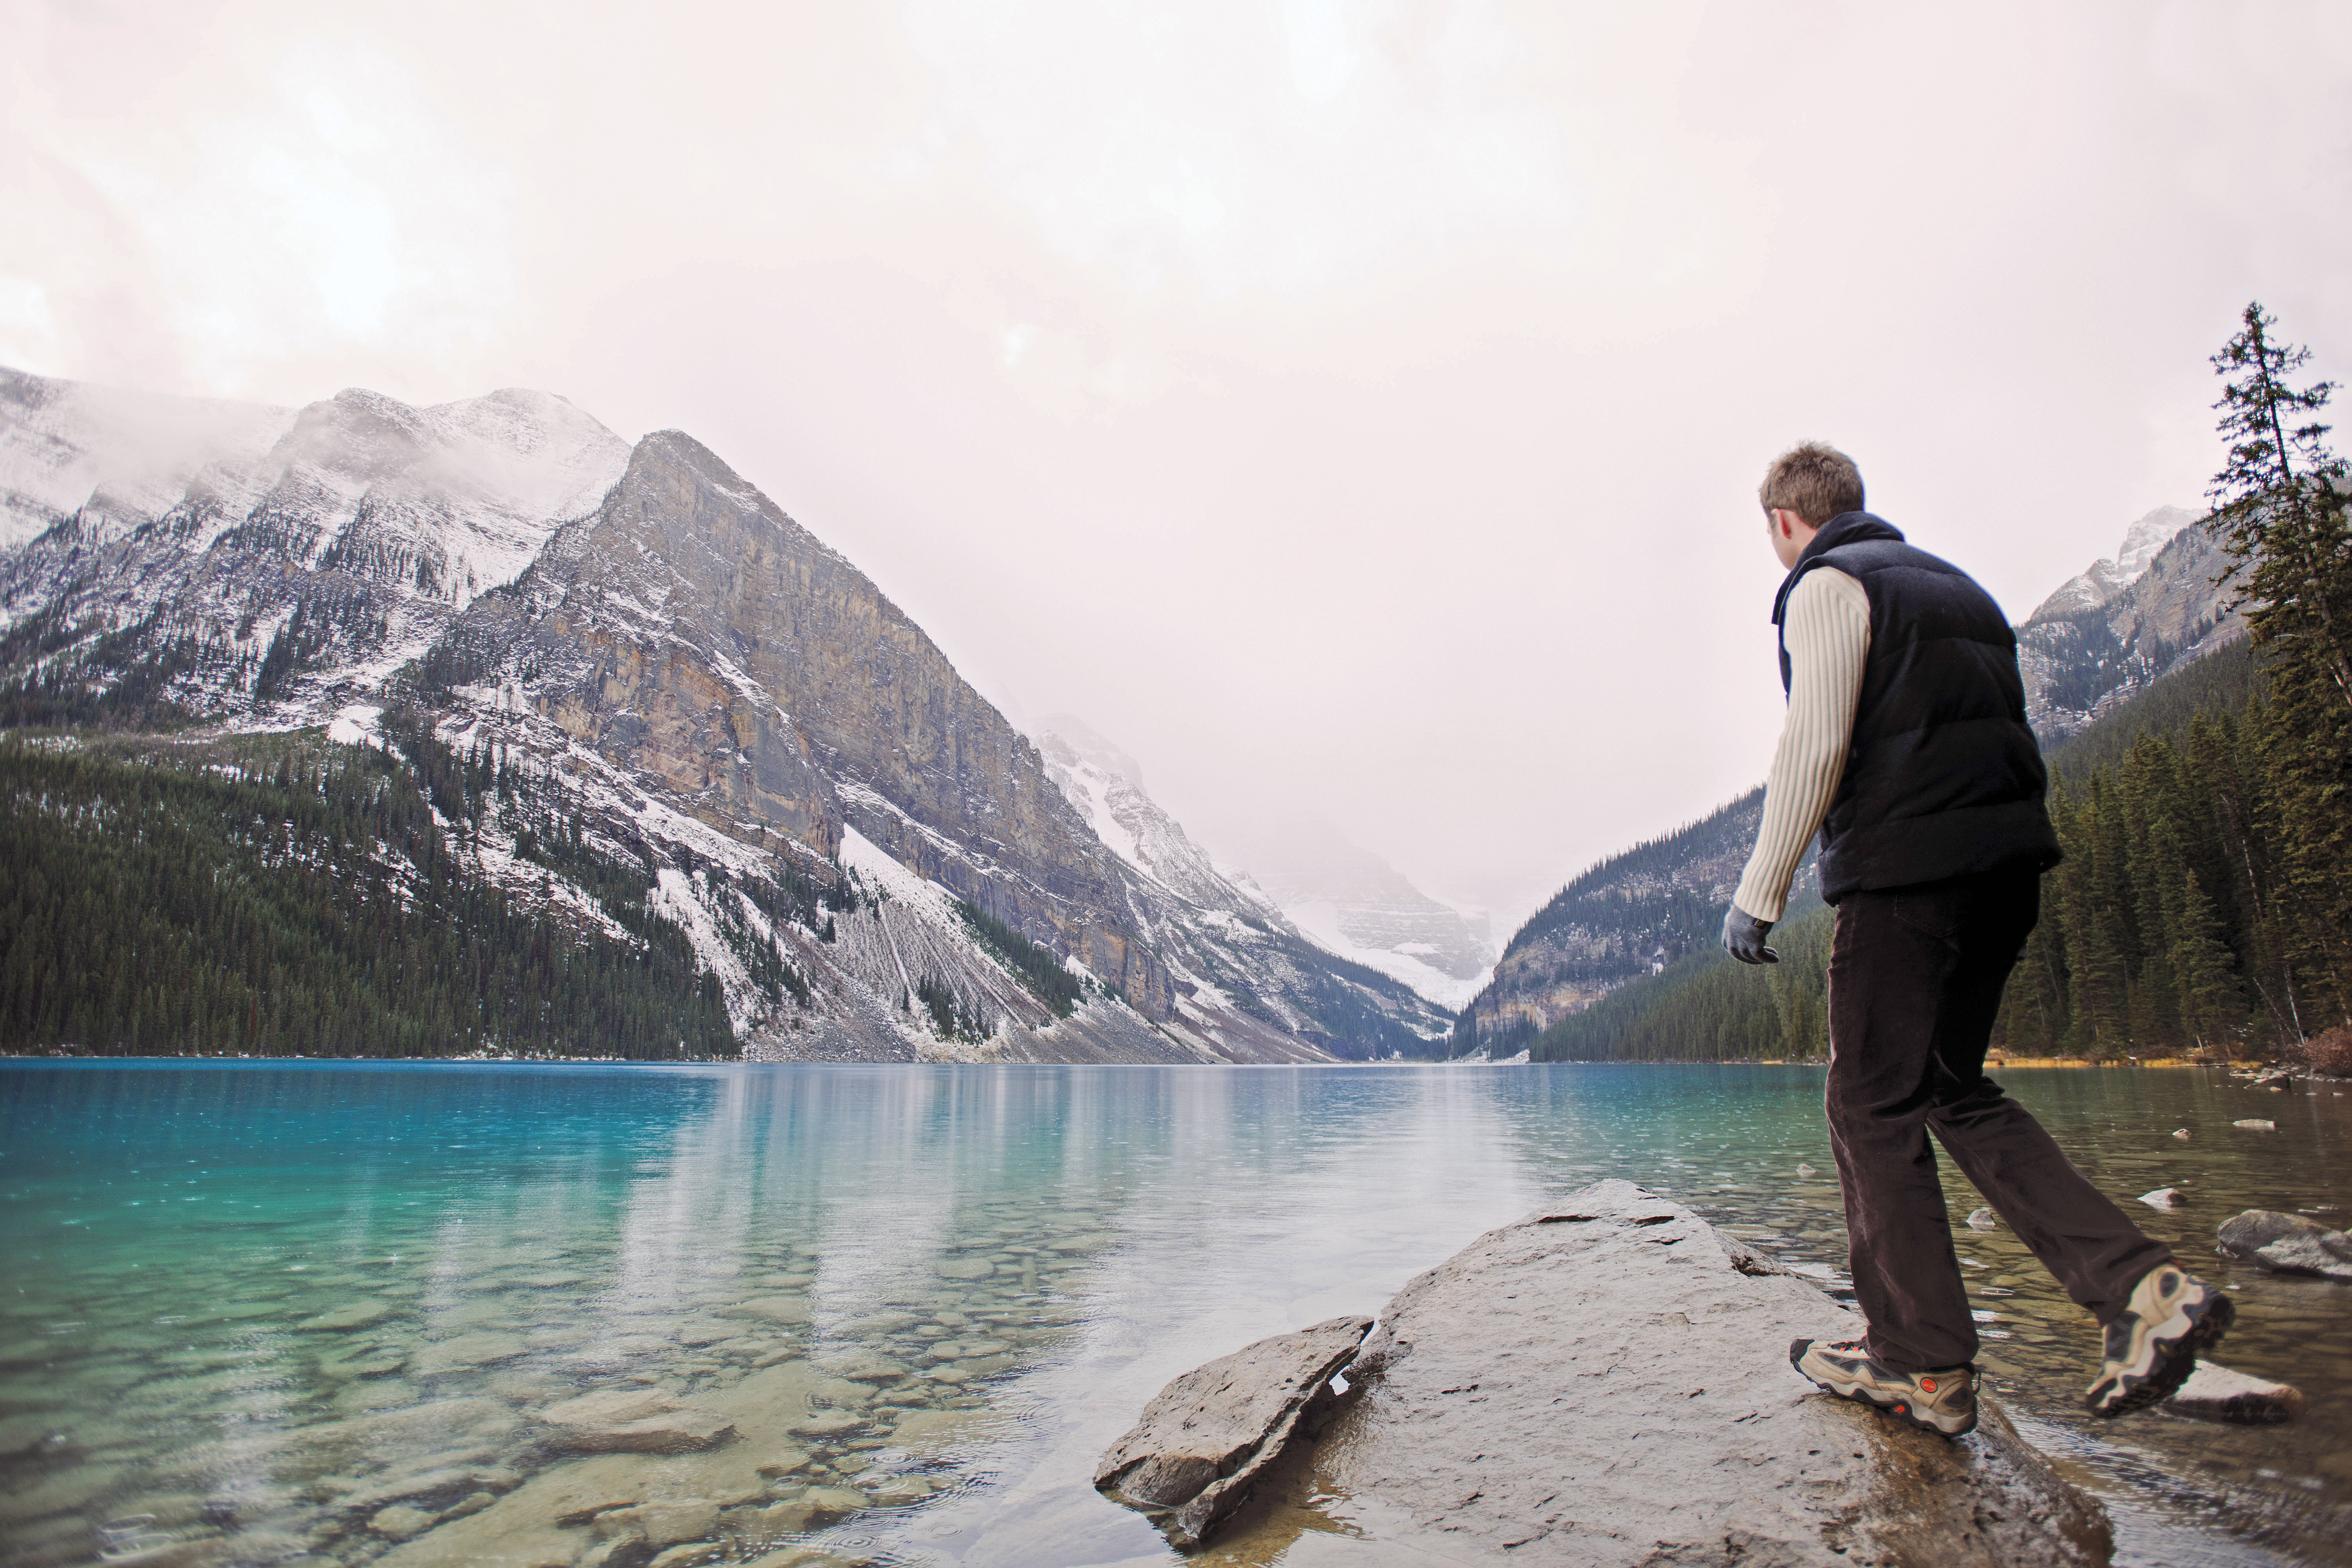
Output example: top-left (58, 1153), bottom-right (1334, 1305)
top-left (1724, 441), bottom-right (2231, 1438)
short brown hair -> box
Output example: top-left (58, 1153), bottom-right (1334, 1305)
top-left (1759, 442), bottom-right (1864, 527)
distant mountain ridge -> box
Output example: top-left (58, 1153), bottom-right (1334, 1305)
top-left (2016, 505), bottom-right (2242, 742)
top-left (0, 366), bottom-right (1439, 1062)
top-left (1454, 504), bottom-right (2235, 1054)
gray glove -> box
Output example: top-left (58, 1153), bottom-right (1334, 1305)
top-left (1723, 905), bottom-right (1779, 964)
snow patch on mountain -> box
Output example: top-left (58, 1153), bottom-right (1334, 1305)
top-left (2017, 504), bottom-right (2241, 740)
top-left (1219, 818), bottom-right (1496, 1007)
top-left (1277, 896), bottom-right (1494, 1011)
top-left (651, 868), bottom-right (760, 1023)
top-left (837, 822), bottom-right (959, 920)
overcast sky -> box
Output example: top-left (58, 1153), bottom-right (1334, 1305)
top-left (6, 1), bottom-right (2348, 930)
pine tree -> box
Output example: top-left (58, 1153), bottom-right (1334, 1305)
top-left (2207, 302), bottom-right (2352, 716)
top-left (2205, 303), bottom-right (2352, 1029)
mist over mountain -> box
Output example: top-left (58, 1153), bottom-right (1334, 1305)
top-left (1031, 713), bottom-right (1493, 1012)
top-left (1035, 716), bottom-right (1451, 1055)
top-left (1203, 815), bottom-right (1495, 1011)
top-left (0, 367), bottom-right (1444, 1062)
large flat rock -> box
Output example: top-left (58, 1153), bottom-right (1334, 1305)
top-left (1288, 1180), bottom-right (2111, 1566)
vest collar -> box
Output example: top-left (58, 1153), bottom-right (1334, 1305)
top-left (1771, 511), bottom-right (1906, 624)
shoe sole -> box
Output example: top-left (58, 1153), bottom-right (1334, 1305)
top-left (1788, 1339), bottom-right (1977, 1438)
top-left (2084, 1285), bottom-right (2235, 1417)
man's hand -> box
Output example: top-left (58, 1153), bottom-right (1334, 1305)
top-left (1723, 905), bottom-right (1779, 965)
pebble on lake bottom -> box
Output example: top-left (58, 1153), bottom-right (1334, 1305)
top-left (1966, 1207), bottom-right (2000, 1230)
top-left (2173, 1128), bottom-right (2192, 1139)
top-left (2139, 1188), bottom-right (2191, 1209)
top-left (2166, 1362), bottom-right (2307, 1425)
top-left (2234, 1120), bottom-right (2279, 1131)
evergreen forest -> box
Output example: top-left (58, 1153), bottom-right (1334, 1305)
top-left (0, 723), bottom-right (736, 1058)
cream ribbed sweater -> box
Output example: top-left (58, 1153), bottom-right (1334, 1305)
top-left (1732, 568), bottom-right (1872, 923)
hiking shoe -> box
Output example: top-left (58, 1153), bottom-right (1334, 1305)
top-left (2084, 1261), bottom-right (2234, 1417)
top-left (1789, 1337), bottom-right (1978, 1437)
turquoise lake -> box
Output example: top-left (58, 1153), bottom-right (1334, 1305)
top-left (4, 1061), bottom-right (2350, 1567)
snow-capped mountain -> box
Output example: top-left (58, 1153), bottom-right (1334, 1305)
top-left (2015, 505), bottom-right (2241, 740)
top-left (0, 367), bottom-right (1443, 1062)
top-left (1, 367), bottom-right (636, 718)
top-left (2029, 506), bottom-right (2196, 621)
top-left (1037, 716), bottom-right (1452, 1057)
top-left (1210, 817), bottom-right (1495, 1010)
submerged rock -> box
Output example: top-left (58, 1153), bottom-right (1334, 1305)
top-left (412, 1333), bottom-right (529, 1376)
top-left (2139, 1188), bottom-right (2190, 1209)
top-left (2173, 1128), bottom-right (2192, 1140)
top-left (2232, 1119), bottom-right (2278, 1132)
top-left (299, 1300), bottom-right (395, 1332)
top-left (373, 1360), bottom-right (854, 1568)
top-left (539, 1389), bottom-right (736, 1455)
top-left (1300, 1181), bottom-right (2105, 1565)
top-left (2217, 1209), bottom-right (2352, 1281)
top-left (728, 1296), bottom-right (812, 1327)
top-left (786, 1411), bottom-right (864, 1437)
top-left (2165, 1363), bottom-right (2306, 1425)
top-left (1967, 1206), bottom-right (2001, 1229)
top-left (595, 1498), bottom-right (719, 1548)
top-left (1094, 1314), bottom-right (1371, 1550)
top-left (371, 1505), bottom-right (438, 1540)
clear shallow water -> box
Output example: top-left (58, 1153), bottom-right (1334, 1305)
top-left (2, 1062), bottom-right (2347, 1567)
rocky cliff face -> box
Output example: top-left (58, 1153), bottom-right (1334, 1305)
top-left (2017, 506), bottom-right (2242, 741)
top-left (439, 432), bottom-right (1173, 1020)
top-left (0, 368), bottom-right (1401, 1063)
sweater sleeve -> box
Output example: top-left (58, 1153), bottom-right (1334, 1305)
top-left (1732, 567), bottom-right (1871, 922)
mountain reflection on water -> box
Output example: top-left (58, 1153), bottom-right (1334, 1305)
top-left (3, 1062), bottom-right (2347, 1567)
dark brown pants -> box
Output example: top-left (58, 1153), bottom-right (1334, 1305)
top-left (1826, 868), bottom-right (2172, 1370)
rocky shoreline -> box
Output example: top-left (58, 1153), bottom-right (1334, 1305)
top-left (1104, 1181), bottom-right (2114, 1565)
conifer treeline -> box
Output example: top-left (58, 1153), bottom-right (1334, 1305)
top-left (1995, 690), bottom-right (2348, 1056)
top-left (954, 899), bottom-right (1084, 1018)
top-left (1524, 905), bottom-right (1831, 1063)
top-left (0, 735), bottom-right (734, 1058)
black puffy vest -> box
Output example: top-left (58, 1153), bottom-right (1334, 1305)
top-left (1773, 512), bottom-right (2061, 901)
